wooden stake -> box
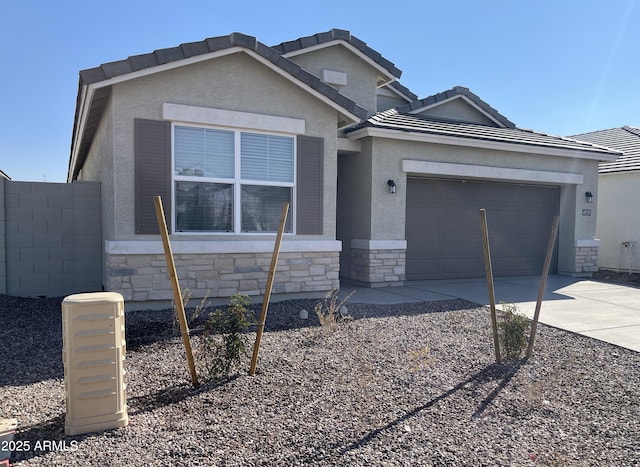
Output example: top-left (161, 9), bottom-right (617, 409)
top-left (479, 209), bottom-right (502, 364)
top-left (154, 196), bottom-right (199, 387)
top-left (249, 203), bottom-right (289, 376)
top-left (526, 215), bottom-right (560, 358)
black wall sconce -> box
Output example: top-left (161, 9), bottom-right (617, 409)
top-left (387, 179), bottom-right (397, 194)
top-left (585, 191), bottom-right (594, 203)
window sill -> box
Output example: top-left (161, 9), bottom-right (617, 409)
top-left (105, 239), bottom-right (341, 255)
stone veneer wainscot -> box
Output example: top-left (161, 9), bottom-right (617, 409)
top-left (104, 240), bottom-right (340, 301)
top-left (575, 239), bottom-right (600, 275)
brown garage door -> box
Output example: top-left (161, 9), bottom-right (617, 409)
top-left (406, 178), bottom-right (559, 280)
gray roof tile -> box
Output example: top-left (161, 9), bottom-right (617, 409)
top-left (128, 53), bottom-right (159, 71)
top-left (396, 86), bottom-right (516, 129)
top-left (271, 29), bottom-right (402, 79)
top-left (385, 81), bottom-right (418, 101)
top-left (180, 40), bottom-right (210, 58)
top-left (571, 127), bottom-right (640, 173)
top-left (346, 108), bottom-right (621, 157)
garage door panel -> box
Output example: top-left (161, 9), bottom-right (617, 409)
top-left (406, 178), bottom-right (559, 280)
top-left (441, 257), bottom-right (485, 275)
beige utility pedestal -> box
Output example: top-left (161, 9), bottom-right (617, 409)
top-left (62, 292), bottom-right (128, 436)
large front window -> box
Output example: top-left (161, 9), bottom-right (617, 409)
top-left (173, 125), bottom-right (294, 233)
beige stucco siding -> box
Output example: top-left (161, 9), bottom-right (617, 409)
top-left (287, 45), bottom-right (380, 114)
top-left (78, 95), bottom-right (115, 284)
top-left (337, 139), bottom-right (374, 275)
top-left (416, 99), bottom-right (496, 126)
top-left (103, 52), bottom-right (338, 242)
top-left (596, 172), bottom-right (640, 272)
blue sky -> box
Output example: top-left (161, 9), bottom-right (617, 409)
top-left (1, 0), bottom-right (638, 182)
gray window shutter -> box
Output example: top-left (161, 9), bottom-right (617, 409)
top-left (135, 119), bottom-right (171, 234)
top-left (296, 135), bottom-right (324, 235)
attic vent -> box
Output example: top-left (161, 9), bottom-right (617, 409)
top-left (322, 69), bottom-right (347, 87)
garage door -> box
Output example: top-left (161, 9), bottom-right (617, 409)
top-left (406, 178), bottom-right (559, 280)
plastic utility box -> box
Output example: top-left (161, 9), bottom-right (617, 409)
top-left (0, 418), bottom-right (17, 467)
top-left (62, 292), bottom-right (128, 436)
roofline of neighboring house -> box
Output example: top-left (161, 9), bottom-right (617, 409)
top-left (346, 120), bottom-right (621, 162)
top-left (397, 86), bottom-right (516, 129)
top-left (570, 126), bottom-right (640, 173)
top-left (68, 32), bottom-right (371, 182)
top-left (272, 28), bottom-right (402, 87)
top-left (0, 169), bottom-right (10, 180)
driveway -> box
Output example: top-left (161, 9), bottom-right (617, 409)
top-left (340, 275), bottom-right (640, 353)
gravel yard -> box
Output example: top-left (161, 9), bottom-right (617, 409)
top-left (2, 293), bottom-right (640, 466)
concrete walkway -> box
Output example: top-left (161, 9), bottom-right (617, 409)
top-left (339, 275), bottom-right (640, 353)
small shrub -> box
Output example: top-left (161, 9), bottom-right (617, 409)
top-left (200, 294), bottom-right (254, 380)
top-left (407, 346), bottom-right (435, 372)
top-left (315, 289), bottom-right (354, 333)
top-left (498, 303), bottom-right (530, 362)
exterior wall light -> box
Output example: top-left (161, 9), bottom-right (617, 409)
top-left (387, 179), bottom-right (397, 193)
top-left (585, 191), bottom-right (594, 203)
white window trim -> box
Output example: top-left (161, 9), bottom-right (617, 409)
top-left (171, 122), bottom-right (297, 235)
top-left (106, 239), bottom-right (341, 255)
top-left (163, 103), bottom-right (305, 134)
top-left (402, 159), bottom-right (584, 185)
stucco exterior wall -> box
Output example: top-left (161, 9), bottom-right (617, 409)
top-left (337, 139), bottom-right (373, 277)
top-left (286, 45), bottom-right (380, 114)
top-left (416, 99), bottom-right (496, 126)
top-left (106, 52), bottom-right (339, 242)
top-left (596, 172), bottom-right (640, 272)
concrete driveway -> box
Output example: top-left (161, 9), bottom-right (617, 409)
top-left (340, 275), bottom-right (640, 353)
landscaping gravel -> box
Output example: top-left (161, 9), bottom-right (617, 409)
top-left (2, 293), bottom-right (640, 466)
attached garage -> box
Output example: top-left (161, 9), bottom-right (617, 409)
top-left (405, 177), bottom-right (560, 280)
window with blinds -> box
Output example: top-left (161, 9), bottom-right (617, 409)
top-left (173, 125), bottom-right (294, 233)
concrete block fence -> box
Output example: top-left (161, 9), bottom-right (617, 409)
top-left (0, 179), bottom-right (102, 297)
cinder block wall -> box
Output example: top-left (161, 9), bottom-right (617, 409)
top-left (2, 180), bottom-right (102, 297)
top-left (0, 178), bottom-right (6, 295)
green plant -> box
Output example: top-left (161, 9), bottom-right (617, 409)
top-left (407, 346), bottom-right (435, 373)
top-left (498, 302), bottom-right (530, 361)
top-left (314, 289), bottom-right (354, 333)
top-left (200, 294), bottom-right (254, 379)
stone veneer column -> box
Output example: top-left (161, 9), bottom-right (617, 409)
top-left (574, 239), bottom-right (600, 276)
top-left (350, 239), bottom-right (406, 287)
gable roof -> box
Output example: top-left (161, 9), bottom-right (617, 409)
top-left (570, 127), bottom-right (640, 173)
top-left (271, 29), bottom-right (402, 86)
top-left (345, 95), bottom-right (622, 161)
top-left (69, 32), bottom-right (370, 181)
top-left (397, 86), bottom-right (516, 129)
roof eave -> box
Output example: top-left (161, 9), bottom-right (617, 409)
top-left (346, 127), bottom-right (621, 161)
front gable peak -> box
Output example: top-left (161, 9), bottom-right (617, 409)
top-left (398, 86), bottom-right (516, 129)
top-left (272, 29), bottom-right (402, 87)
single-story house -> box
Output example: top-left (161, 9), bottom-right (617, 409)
top-left (570, 127), bottom-right (640, 273)
top-left (69, 29), bottom-right (620, 303)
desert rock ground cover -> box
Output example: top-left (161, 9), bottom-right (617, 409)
top-left (1, 293), bottom-right (639, 466)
